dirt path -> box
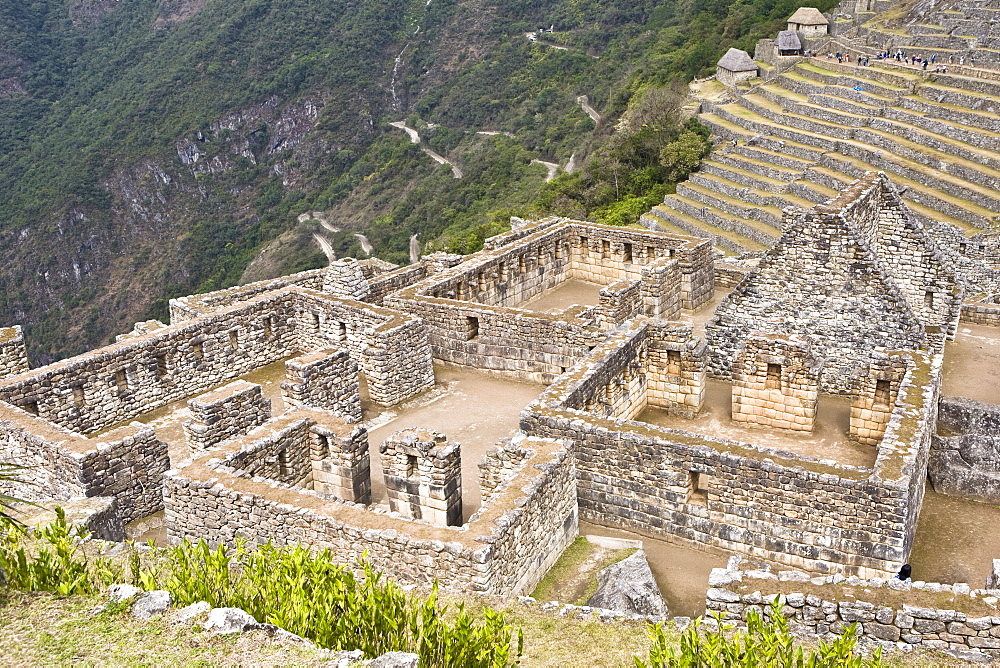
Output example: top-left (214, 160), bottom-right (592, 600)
top-left (354, 233), bottom-right (372, 255)
top-left (576, 95), bottom-right (601, 123)
top-left (312, 233), bottom-right (335, 261)
top-left (409, 233), bottom-right (420, 263)
top-left (389, 121), bottom-right (462, 178)
top-left (531, 159), bottom-right (559, 182)
top-left (388, 120), bottom-right (420, 143)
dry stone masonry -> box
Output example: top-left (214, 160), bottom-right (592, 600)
top-left (0, 173), bottom-right (994, 620)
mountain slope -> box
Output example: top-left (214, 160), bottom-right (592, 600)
top-left (0, 0), bottom-right (827, 363)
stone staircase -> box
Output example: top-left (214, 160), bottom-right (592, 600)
top-left (642, 51), bottom-right (1000, 255)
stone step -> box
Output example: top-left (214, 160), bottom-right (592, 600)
top-left (710, 104), bottom-right (839, 150)
top-left (756, 84), bottom-right (882, 125)
top-left (900, 94), bottom-right (1000, 133)
top-left (886, 103), bottom-right (1000, 148)
top-left (688, 170), bottom-right (816, 210)
top-left (797, 60), bottom-right (918, 93)
top-left (642, 204), bottom-right (765, 255)
top-left (818, 152), bottom-right (993, 232)
top-left (788, 178), bottom-right (839, 204)
top-left (714, 150), bottom-right (804, 183)
top-left (855, 121), bottom-right (1000, 193)
top-left (731, 143), bottom-right (815, 173)
top-left (778, 70), bottom-right (897, 108)
top-left (698, 112), bottom-right (826, 162)
top-left (699, 159), bottom-right (792, 194)
top-left (675, 181), bottom-right (785, 231)
top-left (661, 194), bottom-right (781, 245)
top-left (717, 99), bottom-right (1000, 214)
top-left (738, 93), bottom-right (863, 138)
top-left (917, 77), bottom-right (1000, 108)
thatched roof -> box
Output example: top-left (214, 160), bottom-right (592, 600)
top-left (776, 30), bottom-right (802, 50)
top-left (787, 7), bottom-right (828, 25)
top-left (717, 48), bottom-right (756, 72)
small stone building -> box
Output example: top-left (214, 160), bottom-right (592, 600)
top-left (715, 48), bottom-right (758, 87)
top-left (776, 30), bottom-right (803, 56)
top-left (786, 7), bottom-right (829, 37)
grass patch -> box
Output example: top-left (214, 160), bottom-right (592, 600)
top-left (575, 547), bottom-right (639, 605)
top-left (530, 537), bottom-right (640, 606)
top-left (531, 536), bottom-right (593, 603)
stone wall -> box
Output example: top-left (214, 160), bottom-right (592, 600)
top-left (0, 326), bottom-right (29, 379)
top-left (929, 396), bottom-right (1000, 503)
top-left (183, 381), bottom-right (271, 453)
top-left (0, 291), bottom-right (300, 435)
top-left (280, 349), bottom-right (361, 422)
top-left (0, 404), bottom-right (168, 524)
top-left (380, 428), bottom-right (463, 527)
top-left (386, 219), bottom-right (712, 382)
top-left (164, 423), bottom-right (577, 597)
top-left (705, 173), bottom-right (942, 394)
top-left (522, 319), bottom-right (939, 577)
top-left (731, 334), bottom-right (823, 432)
top-left (221, 416), bottom-right (314, 488)
top-left (706, 561), bottom-right (1000, 661)
top-left (478, 439), bottom-right (531, 501)
top-left (310, 422), bottom-right (371, 504)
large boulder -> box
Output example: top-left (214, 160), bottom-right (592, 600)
top-left (203, 607), bottom-right (258, 634)
top-left (368, 652), bottom-right (420, 667)
top-left (586, 550), bottom-right (668, 617)
top-left (131, 590), bottom-right (172, 619)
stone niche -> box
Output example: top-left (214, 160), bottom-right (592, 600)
top-left (731, 333), bottom-right (823, 432)
top-left (380, 428), bottom-right (462, 526)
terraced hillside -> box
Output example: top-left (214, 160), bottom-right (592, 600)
top-left (643, 7), bottom-right (1000, 255)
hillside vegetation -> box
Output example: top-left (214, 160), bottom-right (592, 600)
top-left (0, 0), bottom-right (834, 362)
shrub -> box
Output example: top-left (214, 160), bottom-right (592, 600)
top-left (636, 597), bottom-right (884, 668)
top-left (146, 539), bottom-right (523, 668)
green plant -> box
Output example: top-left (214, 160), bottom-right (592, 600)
top-left (0, 507), bottom-right (95, 595)
top-left (146, 538), bottom-right (522, 667)
top-left (636, 597), bottom-right (884, 667)
top-left (0, 462), bottom-right (35, 526)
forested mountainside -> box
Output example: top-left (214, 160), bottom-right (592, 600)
top-left (0, 0), bottom-right (831, 363)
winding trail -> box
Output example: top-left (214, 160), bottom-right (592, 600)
top-left (354, 233), bottom-right (373, 255)
top-left (564, 152), bottom-right (577, 174)
top-left (318, 219), bottom-right (340, 234)
top-left (409, 234), bottom-right (420, 264)
top-left (576, 95), bottom-right (601, 123)
top-left (531, 159), bottom-right (559, 182)
top-left (389, 121), bottom-right (462, 178)
top-left (312, 233), bottom-right (336, 262)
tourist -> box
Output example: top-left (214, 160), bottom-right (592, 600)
top-left (896, 564), bottom-right (912, 582)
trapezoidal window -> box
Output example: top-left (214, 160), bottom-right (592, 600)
top-left (228, 329), bottom-right (239, 350)
top-left (765, 363), bottom-right (782, 390)
top-left (874, 379), bottom-right (892, 408)
top-left (278, 448), bottom-right (289, 479)
top-left (406, 454), bottom-right (419, 479)
top-left (623, 243), bottom-right (633, 263)
top-left (192, 341), bottom-right (204, 363)
top-left (601, 240), bottom-right (611, 259)
top-left (687, 471), bottom-right (710, 506)
top-left (262, 316), bottom-right (273, 339)
top-left (310, 312), bottom-right (321, 332)
top-left (467, 316), bottom-right (480, 340)
top-left (114, 369), bottom-right (128, 395)
top-left (72, 385), bottom-right (85, 407)
top-left (924, 290), bottom-right (934, 308)
top-left (666, 349), bottom-right (682, 374)
top-left (154, 353), bottom-right (169, 379)
top-left (315, 433), bottom-right (330, 459)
